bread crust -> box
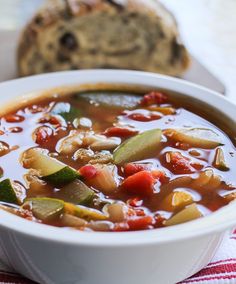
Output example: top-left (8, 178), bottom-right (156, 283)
top-left (17, 0), bottom-right (190, 77)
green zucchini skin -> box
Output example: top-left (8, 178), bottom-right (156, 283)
top-left (0, 179), bottom-right (18, 204)
top-left (43, 166), bottom-right (81, 187)
top-left (57, 180), bottom-right (94, 205)
top-left (25, 197), bottom-right (65, 222)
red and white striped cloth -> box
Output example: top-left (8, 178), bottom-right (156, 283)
top-left (0, 230), bottom-right (236, 284)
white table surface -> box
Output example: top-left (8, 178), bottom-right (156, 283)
top-left (163, 0), bottom-right (236, 104)
top-left (0, 0), bottom-right (235, 103)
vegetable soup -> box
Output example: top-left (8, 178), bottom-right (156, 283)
top-left (0, 89), bottom-right (235, 232)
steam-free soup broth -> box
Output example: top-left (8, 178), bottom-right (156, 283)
top-left (0, 89), bottom-right (235, 231)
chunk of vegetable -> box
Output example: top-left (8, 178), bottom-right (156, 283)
top-left (23, 198), bottom-right (64, 222)
top-left (61, 213), bottom-right (87, 227)
top-left (161, 191), bottom-right (193, 211)
top-left (213, 148), bottom-right (229, 171)
top-left (165, 128), bottom-right (223, 149)
top-left (191, 169), bottom-right (222, 189)
top-left (0, 179), bottom-right (21, 204)
top-left (83, 133), bottom-right (120, 151)
top-left (123, 163), bottom-right (152, 177)
top-left (165, 152), bottom-right (196, 174)
top-left (22, 148), bottom-right (79, 186)
top-left (79, 165), bottom-right (97, 180)
top-left (121, 171), bottom-right (155, 197)
top-left (127, 216), bottom-right (154, 230)
top-left (164, 203), bottom-right (202, 226)
top-left (64, 202), bottom-right (107, 221)
top-left (56, 180), bottom-right (94, 205)
top-left (76, 92), bottom-right (141, 109)
top-left (105, 203), bottom-right (127, 222)
top-left (104, 127), bottom-right (138, 138)
top-left (113, 129), bottom-right (162, 165)
top-left (51, 102), bottom-right (81, 121)
top-left (88, 164), bottom-right (119, 194)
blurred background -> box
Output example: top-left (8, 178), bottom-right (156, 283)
top-left (0, 0), bottom-right (235, 102)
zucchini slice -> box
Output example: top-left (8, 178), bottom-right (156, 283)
top-left (164, 128), bottom-right (223, 149)
top-left (0, 179), bottom-right (19, 204)
top-left (56, 180), bottom-right (94, 205)
top-left (23, 198), bottom-right (64, 222)
top-left (24, 148), bottom-right (80, 186)
top-left (113, 128), bottom-right (162, 165)
top-left (75, 91), bottom-right (141, 109)
top-left (64, 203), bottom-right (107, 221)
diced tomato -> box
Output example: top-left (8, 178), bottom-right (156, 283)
top-left (165, 152), bottom-right (196, 174)
top-left (151, 170), bottom-right (169, 183)
top-left (79, 165), bottom-right (97, 179)
top-left (28, 105), bottom-right (44, 113)
top-left (128, 113), bottom-right (161, 122)
top-left (121, 171), bottom-right (155, 197)
top-left (141, 91), bottom-right (168, 106)
top-left (34, 126), bottom-right (53, 145)
top-left (4, 114), bottom-right (24, 123)
top-left (127, 216), bottom-right (154, 231)
top-left (104, 127), bottom-right (138, 138)
top-left (39, 116), bottom-right (61, 126)
top-left (128, 197), bottom-right (143, 207)
top-left (124, 163), bottom-right (151, 177)
top-left (49, 116), bottom-right (61, 125)
top-left (153, 214), bottom-right (166, 228)
top-left (134, 208), bottom-right (146, 216)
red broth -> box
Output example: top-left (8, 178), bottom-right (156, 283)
top-left (0, 89), bottom-right (235, 232)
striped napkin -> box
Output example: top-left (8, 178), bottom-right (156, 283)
top-left (0, 230), bottom-right (236, 284)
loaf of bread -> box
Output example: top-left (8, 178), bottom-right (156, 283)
top-left (17, 0), bottom-right (190, 77)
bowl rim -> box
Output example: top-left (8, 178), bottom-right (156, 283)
top-left (0, 69), bottom-right (236, 246)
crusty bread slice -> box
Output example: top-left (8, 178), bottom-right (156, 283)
top-left (17, 0), bottom-right (190, 77)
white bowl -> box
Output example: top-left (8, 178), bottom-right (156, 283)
top-left (0, 70), bottom-right (236, 284)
